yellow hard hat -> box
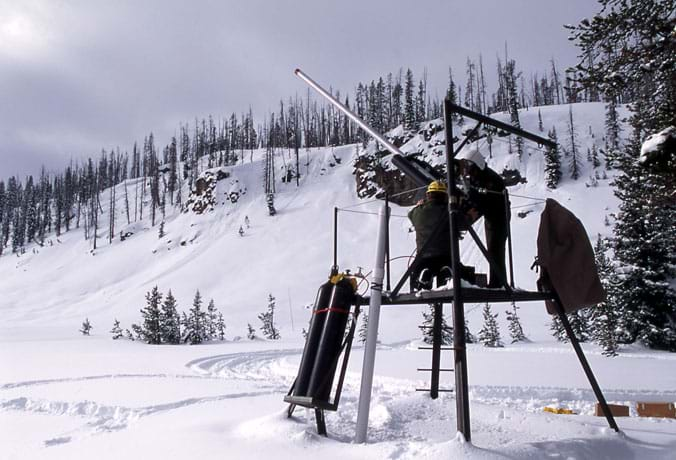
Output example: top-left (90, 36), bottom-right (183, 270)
top-left (427, 180), bottom-right (447, 193)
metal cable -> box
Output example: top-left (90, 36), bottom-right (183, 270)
top-left (337, 208), bottom-right (408, 219)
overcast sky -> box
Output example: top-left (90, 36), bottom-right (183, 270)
top-left (0, 0), bottom-right (598, 180)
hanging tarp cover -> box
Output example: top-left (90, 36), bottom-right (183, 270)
top-left (537, 198), bottom-right (605, 313)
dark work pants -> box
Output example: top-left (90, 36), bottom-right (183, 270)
top-left (410, 255), bottom-right (451, 291)
top-left (485, 218), bottom-right (508, 288)
top-left (410, 255), bottom-right (476, 291)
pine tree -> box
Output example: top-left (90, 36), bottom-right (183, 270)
top-left (403, 68), bottom-right (416, 131)
top-left (206, 299), bottom-right (218, 340)
top-left (160, 290), bottom-right (181, 344)
top-left (464, 319), bottom-right (475, 344)
top-left (216, 312), bottom-right (226, 340)
top-left (550, 311), bottom-right (590, 343)
top-left (185, 289), bottom-right (207, 344)
top-left (110, 318), bottom-right (123, 340)
top-left (611, 141), bottom-right (676, 350)
top-left (80, 318), bottom-right (92, 336)
top-left (549, 314), bottom-right (567, 342)
top-left (266, 193), bottom-right (276, 216)
top-left (590, 236), bottom-right (620, 356)
top-left (504, 60), bottom-right (524, 159)
top-left (140, 286), bottom-right (162, 344)
top-left (247, 323), bottom-right (257, 340)
top-left (420, 305), bottom-right (452, 345)
top-left (505, 302), bottom-right (527, 343)
top-left (591, 143), bottom-right (601, 168)
top-left (567, 105), bottom-right (581, 180)
top-left (545, 127), bottom-right (562, 189)
top-left (568, 1), bottom-right (675, 350)
top-left (568, 310), bottom-right (590, 342)
top-left (446, 66), bottom-right (458, 109)
top-left (537, 109), bottom-right (544, 132)
top-left (604, 97), bottom-right (622, 168)
top-left (478, 303), bottom-right (502, 347)
top-left (258, 294), bottom-right (280, 340)
top-left (131, 323), bottom-right (144, 341)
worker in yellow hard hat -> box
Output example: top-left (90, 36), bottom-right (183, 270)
top-left (408, 180), bottom-right (463, 289)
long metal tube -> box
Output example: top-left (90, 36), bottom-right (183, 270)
top-left (355, 202), bottom-right (389, 443)
top-left (295, 69), bottom-right (407, 158)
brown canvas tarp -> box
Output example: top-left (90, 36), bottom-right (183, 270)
top-left (537, 199), bottom-right (605, 314)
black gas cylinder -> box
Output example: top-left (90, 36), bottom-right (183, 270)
top-left (306, 275), bottom-right (356, 402)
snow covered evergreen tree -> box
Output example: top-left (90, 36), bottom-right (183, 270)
top-left (216, 312), bottom-right (226, 341)
top-left (603, 98), bottom-right (622, 168)
top-left (591, 143), bottom-right (601, 169)
top-left (464, 319), bottom-right (475, 344)
top-left (544, 127), bottom-right (562, 189)
top-left (550, 311), bottom-right (590, 343)
top-left (550, 314), bottom-right (566, 342)
top-left (420, 305), bottom-right (452, 345)
top-left (568, 310), bottom-right (590, 343)
top-left (568, 0), bottom-right (676, 350)
top-left (403, 68), bottom-right (416, 131)
top-left (505, 302), bottom-right (527, 343)
top-left (110, 318), bottom-right (123, 340)
top-left (140, 286), bottom-right (162, 344)
top-left (184, 289), bottom-right (207, 345)
top-left (566, 105), bottom-right (581, 180)
top-left (446, 67), bottom-right (458, 118)
top-left (131, 323), bottom-right (143, 341)
top-left (266, 193), bottom-right (276, 216)
top-left (504, 60), bottom-right (523, 159)
top-left (258, 294), bottom-right (280, 340)
top-left (206, 299), bottom-right (218, 340)
top-left (80, 318), bottom-right (92, 336)
top-left (590, 236), bottom-right (620, 356)
top-left (160, 290), bottom-right (181, 344)
top-left (246, 323), bottom-right (257, 340)
top-left (478, 303), bottom-right (502, 347)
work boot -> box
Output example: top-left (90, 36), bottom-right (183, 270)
top-left (438, 266), bottom-right (452, 285)
top-left (418, 268), bottom-right (433, 290)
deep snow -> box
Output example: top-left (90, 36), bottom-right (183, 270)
top-left (1, 102), bottom-right (675, 459)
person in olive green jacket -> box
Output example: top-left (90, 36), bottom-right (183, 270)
top-left (408, 180), bottom-right (454, 290)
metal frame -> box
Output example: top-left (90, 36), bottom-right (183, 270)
top-left (294, 69), bottom-right (619, 443)
top-left (284, 305), bottom-right (361, 436)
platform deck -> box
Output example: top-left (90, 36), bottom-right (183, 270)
top-left (358, 287), bottom-right (554, 306)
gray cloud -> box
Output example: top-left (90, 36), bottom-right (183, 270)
top-left (0, 0), bottom-right (597, 179)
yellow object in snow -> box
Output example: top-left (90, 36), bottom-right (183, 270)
top-left (543, 406), bottom-right (576, 415)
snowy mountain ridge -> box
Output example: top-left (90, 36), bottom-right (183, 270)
top-left (1, 102), bottom-right (623, 339)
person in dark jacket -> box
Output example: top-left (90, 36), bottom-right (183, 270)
top-left (408, 180), bottom-right (453, 290)
top-left (456, 148), bottom-right (510, 288)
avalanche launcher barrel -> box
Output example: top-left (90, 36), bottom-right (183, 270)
top-left (286, 273), bottom-right (358, 407)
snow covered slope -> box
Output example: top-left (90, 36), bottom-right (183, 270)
top-left (1, 103), bottom-right (675, 459)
